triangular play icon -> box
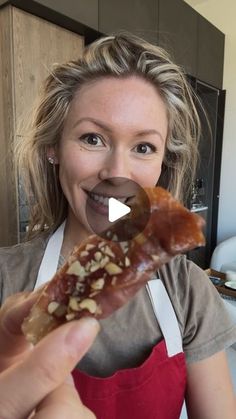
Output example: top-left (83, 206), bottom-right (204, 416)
top-left (108, 197), bottom-right (131, 222)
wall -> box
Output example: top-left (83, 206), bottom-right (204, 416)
top-left (185, 0), bottom-right (236, 243)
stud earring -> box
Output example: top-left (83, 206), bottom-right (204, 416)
top-left (48, 157), bottom-right (54, 164)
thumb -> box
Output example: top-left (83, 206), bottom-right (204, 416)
top-left (0, 317), bottom-right (100, 419)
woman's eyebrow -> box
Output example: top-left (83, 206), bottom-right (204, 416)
top-left (73, 117), bottom-right (164, 142)
top-left (73, 117), bottom-right (113, 133)
top-left (134, 129), bottom-right (164, 142)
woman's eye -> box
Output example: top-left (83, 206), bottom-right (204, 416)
top-left (79, 133), bottom-right (104, 146)
top-left (135, 143), bottom-right (157, 154)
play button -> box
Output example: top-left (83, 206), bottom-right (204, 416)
top-left (108, 197), bottom-right (131, 222)
top-left (85, 178), bottom-right (151, 242)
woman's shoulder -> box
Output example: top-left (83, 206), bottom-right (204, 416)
top-left (160, 255), bottom-right (236, 363)
top-left (158, 254), bottom-right (216, 331)
top-left (0, 231), bottom-right (51, 304)
top-left (0, 231), bottom-right (50, 261)
top-left (159, 254), bottom-right (208, 293)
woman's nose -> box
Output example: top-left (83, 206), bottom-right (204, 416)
top-left (98, 151), bottom-right (131, 181)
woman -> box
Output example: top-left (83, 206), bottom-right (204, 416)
top-left (0, 32), bottom-right (236, 418)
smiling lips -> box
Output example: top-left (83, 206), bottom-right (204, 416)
top-left (86, 190), bottom-right (131, 207)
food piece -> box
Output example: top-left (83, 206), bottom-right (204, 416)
top-left (22, 187), bottom-right (205, 344)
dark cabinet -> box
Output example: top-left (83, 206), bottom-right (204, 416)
top-left (197, 15), bottom-right (225, 89)
top-left (1, 1), bottom-right (225, 89)
top-left (23, 0), bottom-right (99, 30)
top-left (99, 0), bottom-right (158, 44)
top-left (188, 80), bottom-right (225, 268)
top-left (158, 0), bottom-right (198, 77)
top-left (158, 0), bottom-right (224, 88)
top-left (188, 208), bottom-right (208, 268)
top-left (195, 82), bottom-right (218, 267)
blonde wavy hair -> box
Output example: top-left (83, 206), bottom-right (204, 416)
top-left (16, 32), bottom-right (201, 239)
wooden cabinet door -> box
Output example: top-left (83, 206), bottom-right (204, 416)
top-left (0, 6), bottom-right (17, 246)
top-left (13, 7), bottom-right (84, 134)
top-left (0, 5), bottom-right (84, 246)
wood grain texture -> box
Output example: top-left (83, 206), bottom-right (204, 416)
top-left (0, 5), bottom-right (18, 246)
top-left (0, 5), bottom-right (84, 246)
top-left (12, 7), bottom-right (84, 133)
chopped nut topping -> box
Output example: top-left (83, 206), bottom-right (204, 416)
top-left (75, 282), bottom-right (85, 292)
top-left (134, 233), bottom-right (146, 245)
top-left (151, 254), bottom-right (160, 262)
top-left (89, 291), bottom-right (100, 298)
top-left (98, 241), bottom-right (106, 249)
top-left (96, 305), bottom-right (103, 315)
top-left (66, 313), bottom-right (76, 321)
top-left (94, 251), bottom-right (102, 262)
top-left (69, 297), bottom-right (81, 311)
top-left (91, 277), bottom-right (105, 290)
top-left (80, 250), bottom-right (89, 257)
top-left (112, 234), bottom-right (118, 241)
top-left (89, 262), bottom-right (100, 272)
top-left (111, 276), bottom-right (117, 286)
top-left (68, 254), bottom-right (77, 265)
top-left (85, 243), bottom-right (96, 251)
top-left (54, 304), bottom-right (67, 318)
top-left (120, 241), bottom-right (129, 254)
top-left (104, 245), bottom-right (115, 258)
top-left (67, 261), bottom-right (86, 278)
top-left (85, 261), bottom-right (91, 271)
top-left (105, 262), bottom-right (123, 275)
top-left (125, 256), bottom-right (131, 267)
top-left (100, 255), bottom-right (110, 268)
top-left (79, 298), bottom-right (97, 314)
top-left (47, 301), bottom-right (60, 314)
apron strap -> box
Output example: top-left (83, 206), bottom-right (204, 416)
top-left (34, 221), bottom-right (66, 290)
top-left (146, 279), bottom-right (183, 357)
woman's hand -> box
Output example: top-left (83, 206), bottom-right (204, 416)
top-left (0, 291), bottom-right (100, 418)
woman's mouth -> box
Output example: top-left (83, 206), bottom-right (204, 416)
top-left (85, 190), bottom-right (131, 216)
top-left (88, 191), bottom-right (129, 205)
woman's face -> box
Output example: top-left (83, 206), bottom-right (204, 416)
top-left (56, 75), bottom-right (168, 235)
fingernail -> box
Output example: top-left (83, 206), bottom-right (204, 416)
top-left (65, 317), bottom-right (100, 348)
top-left (65, 373), bottom-right (75, 386)
top-left (77, 316), bottom-right (101, 333)
top-left (80, 317), bottom-right (100, 331)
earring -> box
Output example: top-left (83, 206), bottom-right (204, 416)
top-left (48, 157), bottom-right (54, 164)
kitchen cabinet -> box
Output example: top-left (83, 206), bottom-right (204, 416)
top-left (188, 207), bottom-right (208, 268)
top-left (35, 0), bottom-right (99, 31)
top-left (99, 0), bottom-right (158, 44)
top-left (0, 1), bottom-right (225, 88)
top-left (197, 15), bottom-right (225, 89)
top-left (0, 0), bottom-right (100, 44)
top-left (158, 0), bottom-right (224, 88)
top-left (188, 80), bottom-right (225, 268)
top-left (0, 5), bottom-right (84, 246)
top-left (158, 0), bottom-right (198, 77)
